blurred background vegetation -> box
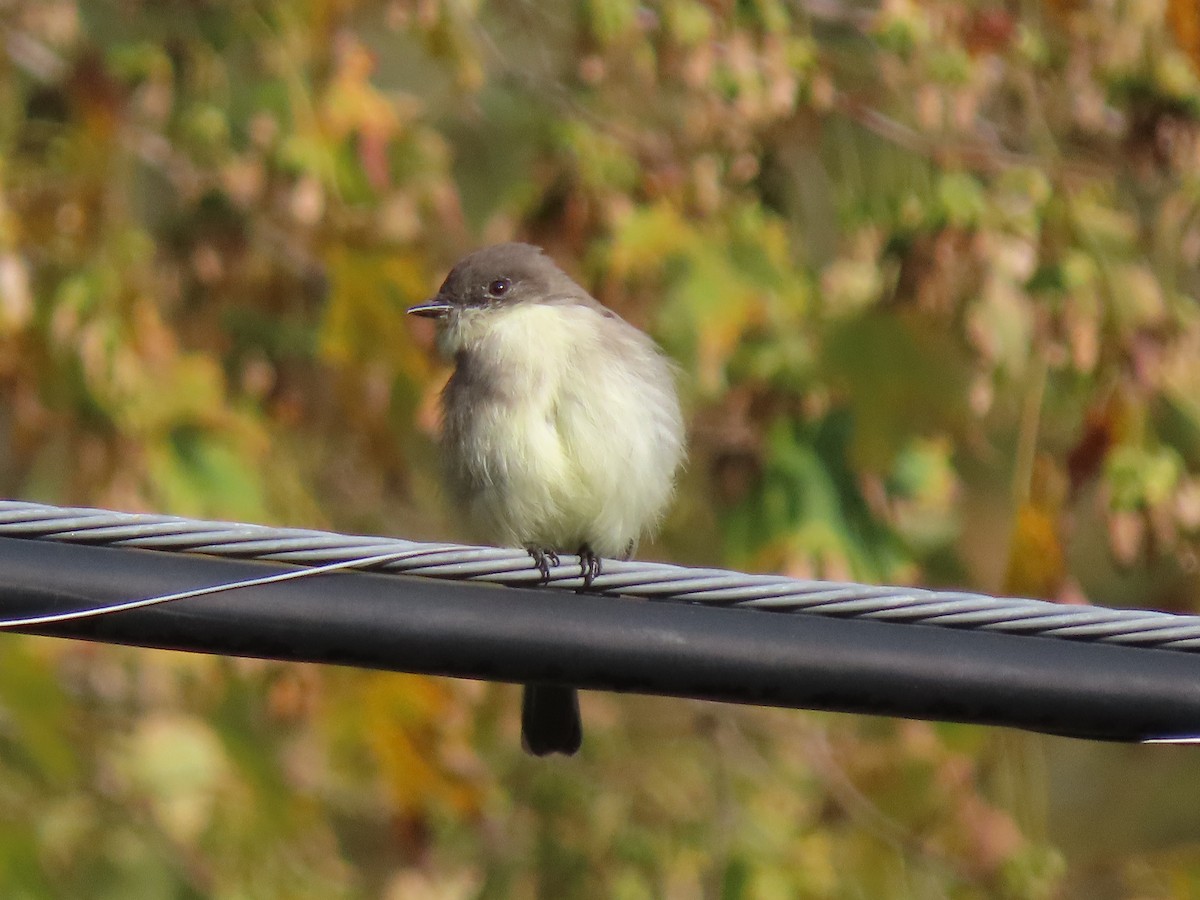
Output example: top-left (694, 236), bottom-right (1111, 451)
top-left (2, 0), bottom-right (1200, 895)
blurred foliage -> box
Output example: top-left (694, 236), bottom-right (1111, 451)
top-left (2, 0), bottom-right (1200, 895)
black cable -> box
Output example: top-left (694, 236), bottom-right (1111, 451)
top-left (1, 536), bottom-right (1198, 742)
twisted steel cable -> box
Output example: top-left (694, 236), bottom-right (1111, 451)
top-left (1, 500), bottom-right (1199, 651)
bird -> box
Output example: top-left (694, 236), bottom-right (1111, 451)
top-left (407, 242), bottom-right (685, 756)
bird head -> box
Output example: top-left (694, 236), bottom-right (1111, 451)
top-left (407, 243), bottom-right (587, 321)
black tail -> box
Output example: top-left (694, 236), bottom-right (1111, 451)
top-left (521, 684), bottom-right (582, 756)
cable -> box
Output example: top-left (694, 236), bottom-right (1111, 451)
top-left (1, 500), bottom-right (1200, 651)
top-left (0, 501), bottom-right (1198, 742)
top-left (1, 534), bottom-right (1197, 744)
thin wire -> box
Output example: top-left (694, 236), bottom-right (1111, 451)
top-left (2, 500), bottom-right (1200, 652)
top-left (1141, 736), bottom-right (1200, 744)
top-left (0, 548), bottom-right (425, 628)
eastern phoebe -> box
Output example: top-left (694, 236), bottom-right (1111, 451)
top-left (408, 242), bottom-right (685, 756)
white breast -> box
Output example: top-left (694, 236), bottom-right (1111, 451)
top-left (439, 301), bottom-right (684, 558)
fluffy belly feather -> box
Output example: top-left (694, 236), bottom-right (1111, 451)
top-left (441, 302), bottom-right (683, 558)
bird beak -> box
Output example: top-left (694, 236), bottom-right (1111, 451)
top-left (406, 297), bottom-right (454, 319)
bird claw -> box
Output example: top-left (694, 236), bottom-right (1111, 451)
top-left (577, 544), bottom-right (602, 589)
top-left (525, 545), bottom-right (601, 588)
top-left (526, 546), bottom-right (560, 584)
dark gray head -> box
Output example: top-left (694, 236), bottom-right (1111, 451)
top-left (407, 243), bottom-right (591, 320)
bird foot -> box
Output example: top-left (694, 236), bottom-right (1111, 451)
top-left (526, 546), bottom-right (560, 584)
top-left (577, 544), bottom-right (601, 589)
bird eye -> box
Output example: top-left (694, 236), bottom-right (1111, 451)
top-left (488, 278), bottom-right (511, 297)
